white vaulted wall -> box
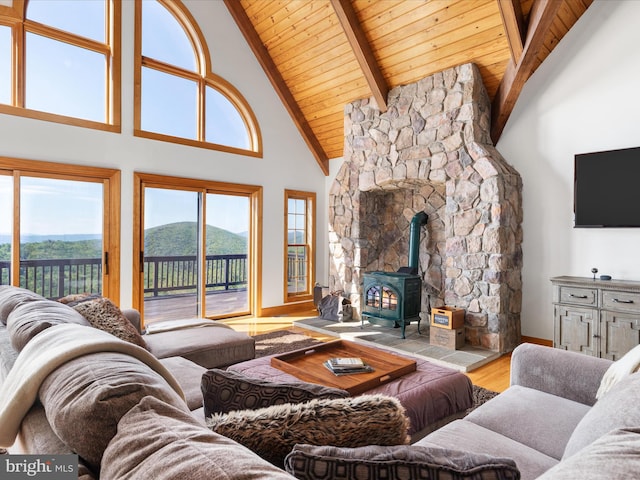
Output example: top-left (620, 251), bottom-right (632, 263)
top-left (496, 0), bottom-right (640, 340)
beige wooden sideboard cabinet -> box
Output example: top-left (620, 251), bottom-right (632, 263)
top-left (551, 275), bottom-right (640, 359)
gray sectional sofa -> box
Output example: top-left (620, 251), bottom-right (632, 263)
top-left (1, 284), bottom-right (640, 479)
top-left (0, 285), bottom-right (297, 478)
top-left (416, 343), bottom-right (640, 479)
top-left (0, 286), bottom-right (258, 446)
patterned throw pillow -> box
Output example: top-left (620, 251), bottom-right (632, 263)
top-left (284, 444), bottom-right (521, 480)
top-left (59, 294), bottom-right (147, 350)
top-left (201, 368), bottom-right (349, 416)
top-left (206, 394), bottom-right (410, 468)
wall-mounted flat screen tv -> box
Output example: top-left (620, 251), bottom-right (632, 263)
top-left (574, 146), bottom-right (640, 228)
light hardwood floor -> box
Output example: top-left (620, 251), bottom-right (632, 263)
top-left (223, 311), bottom-right (513, 393)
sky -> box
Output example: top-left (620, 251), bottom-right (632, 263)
top-left (0, 177), bottom-right (250, 236)
top-left (0, 0), bottom-right (252, 237)
top-left (145, 188), bottom-right (249, 234)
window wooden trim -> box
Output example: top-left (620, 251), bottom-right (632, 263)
top-left (0, 1), bottom-right (23, 20)
top-left (0, 0), bottom-right (121, 132)
top-left (283, 189), bottom-right (315, 303)
top-left (132, 172), bottom-right (263, 324)
top-left (0, 156), bottom-right (121, 303)
top-left (133, 0), bottom-right (262, 157)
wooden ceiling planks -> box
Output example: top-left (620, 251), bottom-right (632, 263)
top-left (228, 0), bottom-right (331, 173)
top-left (232, 0), bottom-right (594, 172)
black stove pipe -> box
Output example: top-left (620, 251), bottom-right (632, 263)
top-left (407, 211), bottom-right (428, 273)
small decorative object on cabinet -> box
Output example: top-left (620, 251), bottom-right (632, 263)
top-left (551, 276), bottom-right (640, 360)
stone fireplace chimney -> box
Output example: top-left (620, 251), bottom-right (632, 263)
top-left (328, 63), bottom-right (522, 353)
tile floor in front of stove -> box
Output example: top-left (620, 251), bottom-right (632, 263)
top-left (294, 317), bottom-right (499, 373)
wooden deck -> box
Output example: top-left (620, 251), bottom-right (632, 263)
top-left (143, 289), bottom-right (248, 324)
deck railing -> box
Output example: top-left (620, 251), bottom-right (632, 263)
top-left (143, 254), bottom-right (248, 297)
top-left (0, 258), bottom-right (102, 299)
top-left (0, 253), bottom-right (249, 299)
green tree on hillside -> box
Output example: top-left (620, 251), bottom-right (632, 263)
top-left (144, 221), bottom-right (247, 256)
top-left (0, 239), bottom-right (101, 261)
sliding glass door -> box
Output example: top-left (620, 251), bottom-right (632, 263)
top-left (143, 188), bottom-right (201, 322)
top-left (0, 175), bottom-right (12, 286)
top-left (204, 193), bottom-right (250, 317)
top-left (135, 173), bottom-right (259, 326)
top-left (0, 159), bottom-right (120, 300)
top-left (19, 177), bottom-right (104, 297)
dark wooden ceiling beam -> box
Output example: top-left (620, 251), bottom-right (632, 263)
top-left (223, 0), bottom-right (330, 175)
top-left (497, 0), bottom-right (525, 63)
top-left (491, 0), bottom-right (562, 144)
top-left (330, 0), bottom-right (389, 112)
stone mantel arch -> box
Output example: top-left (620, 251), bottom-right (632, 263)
top-left (328, 63), bottom-right (522, 353)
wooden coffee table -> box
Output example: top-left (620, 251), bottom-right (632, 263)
top-left (270, 339), bottom-right (416, 395)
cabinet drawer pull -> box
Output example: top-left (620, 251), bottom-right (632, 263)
top-left (569, 294), bottom-right (588, 299)
top-left (613, 298), bottom-right (635, 304)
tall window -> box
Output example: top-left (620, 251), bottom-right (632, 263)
top-left (0, 0), bottom-right (121, 130)
top-left (135, 0), bottom-right (262, 157)
top-left (0, 158), bottom-right (121, 301)
top-left (284, 190), bottom-right (315, 302)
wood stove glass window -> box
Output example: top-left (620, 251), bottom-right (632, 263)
top-left (366, 286), bottom-right (398, 310)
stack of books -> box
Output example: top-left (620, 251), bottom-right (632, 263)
top-left (323, 357), bottom-right (374, 376)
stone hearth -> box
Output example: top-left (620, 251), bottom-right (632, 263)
top-left (328, 63), bottom-right (522, 353)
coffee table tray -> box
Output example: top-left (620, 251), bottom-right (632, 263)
top-left (270, 339), bottom-right (416, 395)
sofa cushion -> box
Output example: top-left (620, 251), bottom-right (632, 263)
top-left (101, 395), bottom-right (296, 479)
top-left (6, 299), bottom-right (90, 351)
top-left (0, 286), bottom-right (42, 325)
top-left (285, 444), bottom-right (521, 480)
top-left (39, 351), bottom-right (187, 472)
top-left (143, 320), bottom-right (255, 368)
top-left (563, 372), bottom-right (640, 458)
top-left (464, 385), bottom-right (590, 460)
top-left (206, 394), bottom-right (410, 468)
top-left (201, 368), bottom-right (349, 416)
top-left (15, 403), bottom-right (73, 455)
top-left (540, 428), bottom-right (640, 479)
top-left (160, 356), bottom-right (206, 411)
top-left (60, 294), bottom-right (148, 349)
top-left (418, 420), bottom-right (559, 480)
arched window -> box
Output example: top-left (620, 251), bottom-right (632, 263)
top-left (0, 0), bottom-right (120, 131)
top-left (135, 0), bottom-right (262, 157)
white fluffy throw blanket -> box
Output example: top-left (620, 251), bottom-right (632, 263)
top-left (0, 323), bottom-right (185, 447)
top-left (596, 343), bottom-right (640, 400)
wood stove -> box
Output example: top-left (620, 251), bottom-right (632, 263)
top-left (361, 212), bottom-right (428, 338)
top-left (362, 271), bottom-right (421, 338)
